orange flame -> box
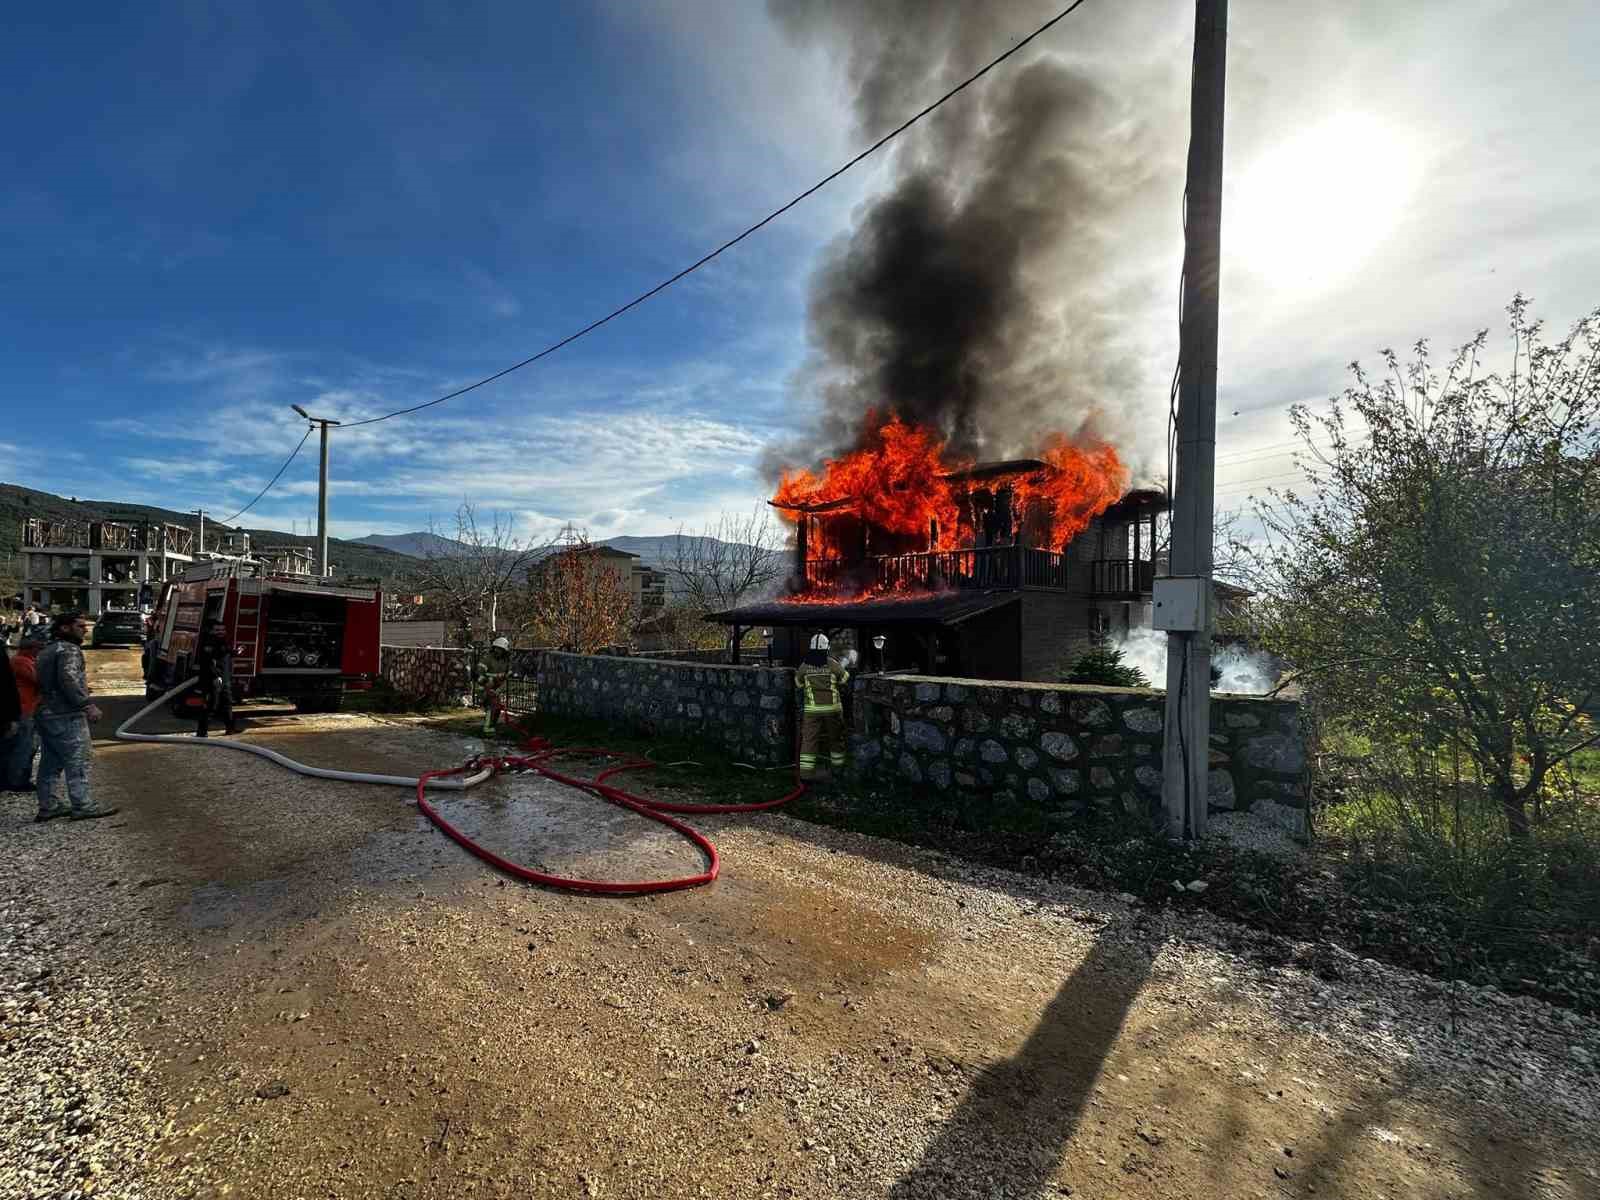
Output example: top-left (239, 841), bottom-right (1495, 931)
top-left (773, 415), bottom-right (965, 556)
top-left (1013, 436), bottom-right (1130, 546)
top-left (773, 415), bottom-right (1131, 600)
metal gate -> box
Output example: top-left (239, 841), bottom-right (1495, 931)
top-left (470, 646), bottom-right (539, 715)
top-left (498, 669), bottom-right (538, 716)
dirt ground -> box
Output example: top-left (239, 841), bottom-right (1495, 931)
top-left (2, 649), bottom-right (1596, 1200)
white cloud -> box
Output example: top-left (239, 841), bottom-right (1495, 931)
top-left (98, 345), bottom-right (785, 538)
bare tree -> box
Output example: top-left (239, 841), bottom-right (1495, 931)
top-left (524, 528), bottom-right (637, 652)
top-left (1151, 505), bottom-right (1259, 589)
top-left (411, 504), bottom-right (545, 644)
top-left (666, 508), bottom-right (784, 615)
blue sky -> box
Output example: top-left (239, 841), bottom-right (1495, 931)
top-left (4, 1), bottom-right (1598, 543)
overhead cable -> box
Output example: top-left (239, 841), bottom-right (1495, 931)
top-left (216, 426), bottom-right (313, 526)
top-left (342, 0), bottom-right (1093, 429)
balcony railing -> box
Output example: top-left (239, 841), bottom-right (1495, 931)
top-left (1089, 558), bottom-right (1155, 597)
top-left (804, 545), bottom-right (1070, 593)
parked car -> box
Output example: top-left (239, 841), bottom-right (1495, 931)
top-left (91, 608), bottom-right (147, 648)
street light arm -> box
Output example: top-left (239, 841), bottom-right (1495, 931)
top-left (291, 403), bottom-right (340, 426)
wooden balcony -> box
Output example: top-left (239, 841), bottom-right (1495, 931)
top-left (804, 545), bottom-right (1070, 592)
top-left (1088, 557), bottom-right (1156, 598)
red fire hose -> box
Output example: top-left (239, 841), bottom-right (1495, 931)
top-left (414, 713), bottom-right (807, 896)
top-left (122, 679), bottom-right (807, 896)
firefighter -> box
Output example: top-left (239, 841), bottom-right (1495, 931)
top-left (476, 636), bottom-right (512, 735)
top-left (194, 618), bottom-right (238, 738)
top-left (795, 633), bottom-right (849, 782)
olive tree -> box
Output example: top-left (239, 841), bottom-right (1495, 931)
top-left (1253, 297), bottom-right (1600, 839)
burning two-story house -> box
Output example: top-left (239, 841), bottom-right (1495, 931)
top-left (708, 419), bottom-right (1165, 681)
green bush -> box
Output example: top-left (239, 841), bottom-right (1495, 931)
top-left (1063, 644), bottom-right (1150, 689)
top-left (1318, 735), bottom-right (1600, 932)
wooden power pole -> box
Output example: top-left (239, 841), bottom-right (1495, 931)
top-left (1161, 0), bottom-right (1227, 839)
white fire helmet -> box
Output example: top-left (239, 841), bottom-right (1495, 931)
top-left (492, 636), bottom-right (511, 652)
top-left (809, 633), bottom-right (830, 652)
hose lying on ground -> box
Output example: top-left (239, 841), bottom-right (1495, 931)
top-left (116, 678), bottom-right (496, 790)
top-left (117, 678), bottom-right (806, 895)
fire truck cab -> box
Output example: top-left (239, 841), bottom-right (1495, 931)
top-left (144, 558), bottom-right (380, 714)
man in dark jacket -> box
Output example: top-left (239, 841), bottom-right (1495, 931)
top-left (194, 618), bottom-right (237, 738)
top-left (35, 611), bottom-right (116, 821)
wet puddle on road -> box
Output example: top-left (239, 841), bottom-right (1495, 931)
top-left (416, 771), bottom-right (711, 884)
top-left (170, 768), bottom-right (712, 934)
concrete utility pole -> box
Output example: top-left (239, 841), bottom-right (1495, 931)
top-left (194, 509), bottom-right (206, 556)
top-left (1161, 0), bottom-right (1227, 839)
top-left (291, 405), bottom-right (341, 576)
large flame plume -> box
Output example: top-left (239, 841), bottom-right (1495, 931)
top-left (772, 414), bottom-right (1128, 567)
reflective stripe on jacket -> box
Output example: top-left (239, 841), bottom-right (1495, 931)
top-left (794, 663), bottom-right (849, 714)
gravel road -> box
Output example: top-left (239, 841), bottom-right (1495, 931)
top-left (2, 649), bottom-right (1596, 1199)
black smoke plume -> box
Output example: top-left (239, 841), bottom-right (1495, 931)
top-left (768, 0), bottom-right (1165, 471)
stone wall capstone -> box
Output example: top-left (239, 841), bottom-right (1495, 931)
top-left (533, 651), bottom-right (793, 766)
top-left (631, 648), bottom-right (735, 664)
top-left (849, 674), bottom-right (1310, 839)
top-left (379, 646), bottom-right (472, 707)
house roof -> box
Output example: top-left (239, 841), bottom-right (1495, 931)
top-left (768, 467), bottom-right (1168, 516)
top-left (706, 591), bottom-right (1020, 628)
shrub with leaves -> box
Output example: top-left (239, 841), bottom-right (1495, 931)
top-left (1064, 643), bottom-right (1150, 689)
top-left (1253, 295), bottom-right (1600, 851)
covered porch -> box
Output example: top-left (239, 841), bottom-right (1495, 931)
top-left (706, 592), bottom-right (1023, 678)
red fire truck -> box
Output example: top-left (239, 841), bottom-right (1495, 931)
top-left (144, 560), bottom-right (380, 714)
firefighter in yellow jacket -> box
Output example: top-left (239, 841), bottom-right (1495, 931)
top-left (795, 633), bottom-right (849, 781)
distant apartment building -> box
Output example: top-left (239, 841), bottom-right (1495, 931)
top-left (532, 544), bottom-right (667, 619)
top-left (20, 518), bottom-right (195, 613)
top-left (217, 531), bottom-right (316, 577)
top-left (587, 545), bottom-right (668, 617)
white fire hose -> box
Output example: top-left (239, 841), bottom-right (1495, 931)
top-left (115, 677), bottom-right (495, 791)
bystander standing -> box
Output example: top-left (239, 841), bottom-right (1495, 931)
top-left (34, 611), bottom-right (117, 822)
top-left (1, 627), bottom-right (44, 791)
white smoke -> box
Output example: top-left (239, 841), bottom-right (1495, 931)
top-left (1116, 627), bottom-right (1277, 696)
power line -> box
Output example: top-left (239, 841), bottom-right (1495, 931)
top-left (1216, 438), bottom-right (1362, 467)
top-left (216, 427), bottom-right (313, 526)
top-left (343, 0), bottom-right (1093, 430)
top-left (1214, 469), bottom-right (1320, 501)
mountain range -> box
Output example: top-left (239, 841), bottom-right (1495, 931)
top-left (355, 530), bottom-right (780, 572)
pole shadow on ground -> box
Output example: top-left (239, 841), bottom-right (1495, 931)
top-left (889, 932), bottom-right (1153, 1199)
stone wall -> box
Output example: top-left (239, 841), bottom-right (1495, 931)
top-left (379, 645), bottom-right (472, 707)
top-left (533, 651), bottom-right (793, 766)
top-left (631, 648), bottom-right (732, 664)
top-left (849, 674), bottom-right (1309, 838)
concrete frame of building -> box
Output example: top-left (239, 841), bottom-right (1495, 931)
top-left (22, 537), bottom-right (193, 613)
